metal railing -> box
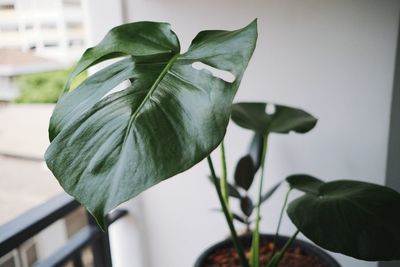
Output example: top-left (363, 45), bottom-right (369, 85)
top-left (0, 193), bottom-right (127, 267)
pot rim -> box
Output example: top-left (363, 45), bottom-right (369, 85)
top-left (194, 233), bottom-right (341, 267)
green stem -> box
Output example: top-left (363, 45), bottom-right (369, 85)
top-left (250, 135), bottom-right (269, 267)
top-left (273, 188), bottom-right (291, 255)
top-left (220, 141), bottom-right (229, 206)
top-left (207, 156), bottom-right (249, 267)
top-left (266, 230), bottom-right (300, 267)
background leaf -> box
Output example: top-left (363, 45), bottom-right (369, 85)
top-left (208, 176), bottom-right (241, 199)
top-left (234, 155), bottom-right (256, 190)
top-left (248, 133), bottom-right (263, 171)
top-left (260, 181), bottom-right (282, 204)
top-left (231, 213), bottom-right (247, 224)
top-left (45, 21), bottom-right (257, 229)
top-left (240, 196), bottom-right (254, 217)
top-left (231, 102), bottom-right (317, 135)
top-left (287, 180), bottom-right (400, 261)
top-left (210, 209), bottom-right (246, 224)
top-left (286, 174), bottom-right (323, 194)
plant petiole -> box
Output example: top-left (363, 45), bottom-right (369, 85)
top-left (250, 134), bottom-right (269, 267)
top-left (207, 156), bottom-right (250, 267)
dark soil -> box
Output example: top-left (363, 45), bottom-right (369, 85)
top-left (202, 241), bottom-right (329, 267)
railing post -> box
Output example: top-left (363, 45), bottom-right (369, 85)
top-left (87, 214), bottom-right (113, 267)
top-left (72, 253), bottom-right (84, 267)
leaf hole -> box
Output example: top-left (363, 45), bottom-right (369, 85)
top-left (265, 104), bottom-right (276, 115)
top-left (102, 80), bottom-right (132, 99)
top-left (191, 62), bottom-right (235, 83)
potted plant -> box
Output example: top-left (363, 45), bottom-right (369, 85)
top-left (196, 101), bottom-right (339, 266)
top-left (194, 104), bottom-right (400, 267)
top-left (45, 20), bottom-right (400, 266)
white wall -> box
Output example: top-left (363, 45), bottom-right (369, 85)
top-left (83, 1), bottom-right (400, 267)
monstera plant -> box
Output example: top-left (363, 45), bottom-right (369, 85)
top-left (46, 19), bottom-right (400, 267)
top-left (198, 102), bottom-right (400, 267)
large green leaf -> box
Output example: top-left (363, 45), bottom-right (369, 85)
top-left (48, 22), bottom-right (182, 141)
top-left (287, 180), bottom-right (400, 260)
top-left (231, 102), bottom-right (317, 135)
top-left (45, 21), bottom-right (257, 229)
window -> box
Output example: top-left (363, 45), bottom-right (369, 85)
top-left (0, 4), bottom-right (15, 10)
top-left (0, 257), bottom-right (17, 267)
top-left (64, 207), bottom-right (87, 238)
top-left (68, 39), bottom-right (84, 47)
top-left (0, 24), bottom-right (18, 32)
top-left (35, 0), bottom-right (56, 9)
top-left (0, 251), bottom-right (20, 267)
top-left (20, 240), bottom-right (38, 267)
top-left (62, 0), bottom-right (80, 7)
top-left (43, 41), bottom-right (59, 48)
top-left (25, 24), bottom-right (34, 30)
top-left (40, 22), bottom-right (57, 30)
top-left (0, 240), bottom-right (38, 267)
top-left (66, 22), bottom-right (83, 31)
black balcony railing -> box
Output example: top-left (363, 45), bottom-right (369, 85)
top-left (0, 193), bottom-right (128, 267)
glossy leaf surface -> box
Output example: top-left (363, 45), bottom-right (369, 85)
top-left (287, 180), bottom-right (400, 260)
top-left (231, 102), bottom-right (317, 135)
top-left (286, 174), bottom-right (323, 195)
top-left (45, 21), bottom-right (257, 229)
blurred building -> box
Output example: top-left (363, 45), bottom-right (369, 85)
top-left (0, 49), bottom-right (65, 101)
top-left (0, 0), bottom-right (86, 101)
top-left (0, 0), bottom-right (87, 62)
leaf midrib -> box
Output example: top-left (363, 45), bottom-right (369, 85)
top-left (123, 53), bottom-right (180, 144)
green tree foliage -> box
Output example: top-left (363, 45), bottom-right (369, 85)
top-left (15, 67), bottom-right (87, 103)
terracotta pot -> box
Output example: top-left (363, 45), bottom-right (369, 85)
top-left (194, 234), bottom-right (341, 267)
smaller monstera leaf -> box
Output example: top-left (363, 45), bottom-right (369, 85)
top-left (231, 102), bottom-right (317, 135)
top-left (45, 21), bottom-right (257, 229)
top-left (287, 180), bottom-right (400, 261)
top-left (234, 155), bottom-right (256, 191)
top-left (286, 174), bottom-right (323, 195)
